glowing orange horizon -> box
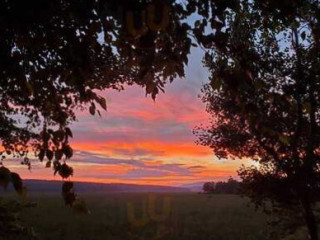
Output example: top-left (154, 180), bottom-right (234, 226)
top-left (71, 141), bottom-right (212, 158)
top-left (1, 67), bottom-right (245, 186)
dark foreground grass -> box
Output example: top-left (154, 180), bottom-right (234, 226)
top-left (5, 192), bottom-right (274, 240)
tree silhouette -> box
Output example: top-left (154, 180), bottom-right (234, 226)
top-left (0, 0), bottom-right (232, 198)
top-left (0, 0), bottom-right (196, 237)
top-left (202, 181), bottom-right (215, 193)
top-left (202, 178), bottom-right (240, 194)
top-left (194, 1), bottom-right (320, 239)
top-left (2, 0), bottom-right (320, 239)
top-left (215, 178), bottom-right (240, 194)
top-left (0, 0), bottom-right (193, 195)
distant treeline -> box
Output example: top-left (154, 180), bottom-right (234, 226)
top-left (202, 178), bottom-right (240, 194)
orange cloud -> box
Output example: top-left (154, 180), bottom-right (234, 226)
top-left (72, 141), bottom-right (212, 158)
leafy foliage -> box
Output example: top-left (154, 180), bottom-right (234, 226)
top-left (202, 181), bottom-right (215, 193)
top-left (0, 0), bottom-right (193, 169)
top-left (62, 181), bottom-right (76, 207)
top-left (0, 199), bottom-right (36, 240)
top-left (202, 178), bottom-right (240, 194)
top-left (194, 0), bottom-right (320, 239)
top-left (2, 0), bottom-right (320, 239)
top-left (0, 0), bottom-right (196, 208)
top-left (0, 166), bottom-right (26, 195)
top-left (0, 0), bottom-right (236, 206)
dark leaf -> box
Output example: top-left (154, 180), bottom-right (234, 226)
top-left (0, 166), bottom-right (11, 189)
top-left (63, 145), bottom-right (73, 159)
top-left (53, 161), bottom-right (61, 176)
top-left (46, 149), bottom-right (54, 161)
top-left (55, 150), bottom-right (63, 161)
top-left (97, 97), bottom-right (107, 111)
top-left (62, 181), bottom-right (74, 193)
top-left (45, 161), bottom-right (51, 168)
top-left (10, 172), bottom-right (24, 195)
top-left (89, 103), bottom-right (96, 115)
top-left (38, 149), bottom-right (45, 162)
top-left (59, 163), bottom-right (74, 179)
top-left (65, 127), bottom-right (73, 138)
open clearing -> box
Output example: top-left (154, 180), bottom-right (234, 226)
top-left (13, 193), bottom-right (272, 240)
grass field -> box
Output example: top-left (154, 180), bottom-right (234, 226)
top-left (4, 192), bottom-right (274, 240)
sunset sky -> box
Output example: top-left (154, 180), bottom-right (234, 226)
top-left (6, 48), bottom-right (252, 186)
